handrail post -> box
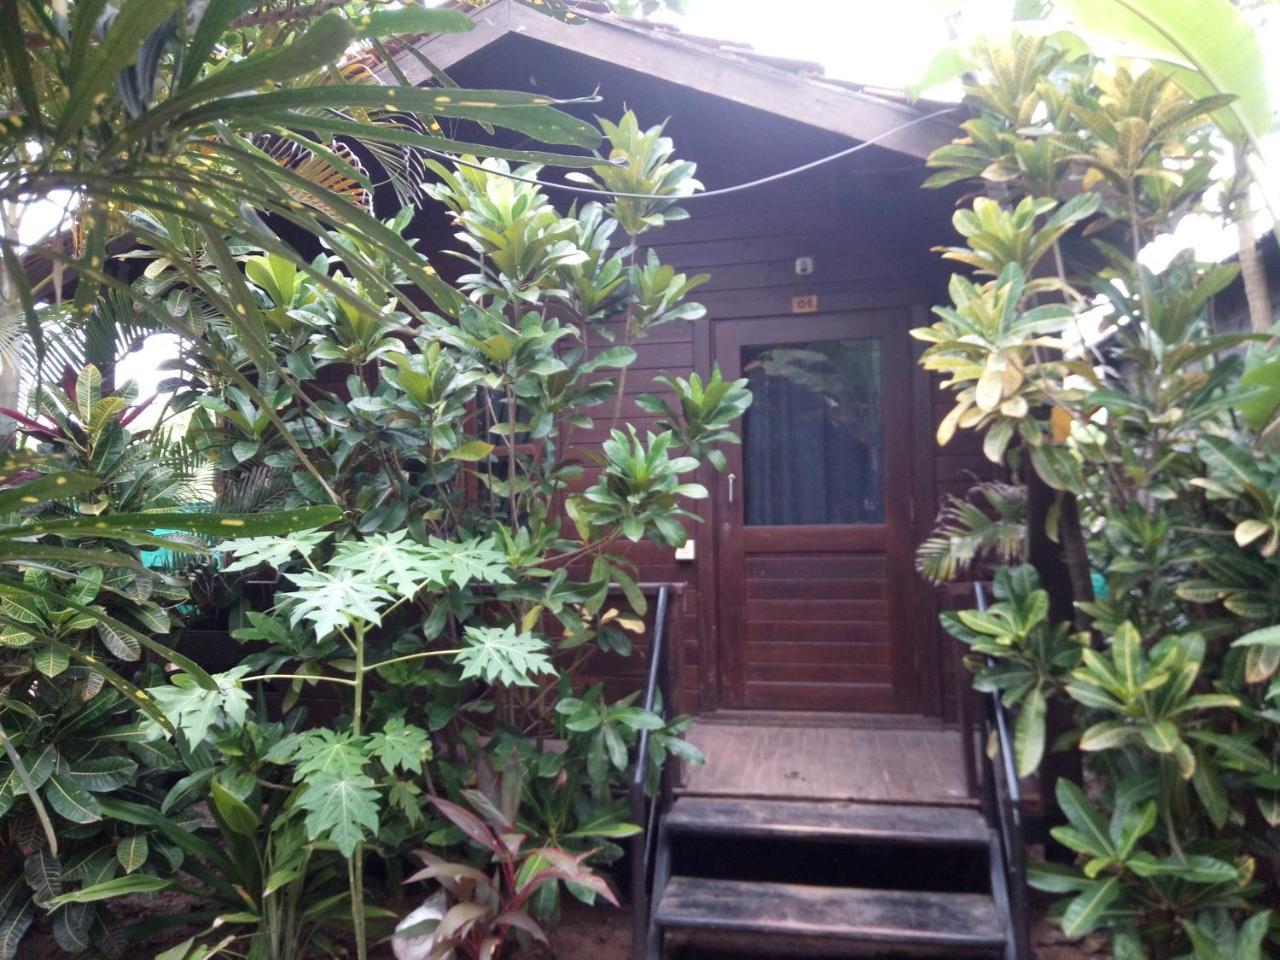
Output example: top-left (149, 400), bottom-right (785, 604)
top-left (630, 584), bottom-right (672, 960)
top-left (972, 582), bottom-right (1031, 960)
top-left (950, 584), bottom-right (980, 802)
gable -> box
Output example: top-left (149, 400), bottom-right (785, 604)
top-left (392, 0), bottom-right (958, 159)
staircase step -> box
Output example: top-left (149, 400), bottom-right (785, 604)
top-left (665, 796), bottom-right (990, 848)
top-left (655, 876), bottom-right (1005, 953)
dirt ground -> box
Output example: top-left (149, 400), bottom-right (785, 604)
top-left (20, 893), bottom-right (1100, 959)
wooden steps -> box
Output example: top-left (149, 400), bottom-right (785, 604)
top-left (648, 796), bottom-right (1010, 959)
top-left (665, 796), bottom-right (990, 848)
top-left (656, 877), bottom-right (1005, 953)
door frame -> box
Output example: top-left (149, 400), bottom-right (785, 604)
top-left (707, 309), bottom-right (921, 714)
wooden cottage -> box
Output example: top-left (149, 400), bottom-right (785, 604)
top-left (402, 1), bottom-right (968, 721)
top-left (398, 6), bottom-right (1028, 959)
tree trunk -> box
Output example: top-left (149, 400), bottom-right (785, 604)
top-left (0, 201), bottom-right (22, 417)
top-left (1234, 153), bottom-right (1274, 336)
top-left (1026, 468), bottom-right (1089, 857)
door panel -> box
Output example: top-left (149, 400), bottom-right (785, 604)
top-left (714, 312), bottom-right (915, 713)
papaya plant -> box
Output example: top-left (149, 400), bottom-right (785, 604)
top-left (126, 107), bottom-right (744, 958)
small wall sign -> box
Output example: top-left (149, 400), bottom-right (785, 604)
top-left (792, 294), bottom-right (818, 314)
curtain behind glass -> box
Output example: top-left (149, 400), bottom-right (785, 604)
top-left (741, 339), bottom-right (883, 526)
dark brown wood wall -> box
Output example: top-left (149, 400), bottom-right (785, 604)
top-left (562, 163), bottom-right (956, 716)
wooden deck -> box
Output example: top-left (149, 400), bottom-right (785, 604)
top-left (681, 721), bottom-right (973, 806)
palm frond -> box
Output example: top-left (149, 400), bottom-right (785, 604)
top-left (215, 465), bottom-right (292, 515)
top-left (267, 135), bottom-right (374, 218)
top-left (916, 481), bottom-right (1028, 584)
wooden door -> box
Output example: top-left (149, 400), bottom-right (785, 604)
top-left (713, 311), bottom-right (916, 713)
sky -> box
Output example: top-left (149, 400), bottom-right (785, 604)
top-left (654, 0), bottom-right (1009, 89)
top-left (658, 0), bottom-right (1280, 101)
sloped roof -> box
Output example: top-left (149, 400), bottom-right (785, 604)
top-left (389, 0), bottom-right (958, 158)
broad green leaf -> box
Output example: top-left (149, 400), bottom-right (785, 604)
top-left (445, 441), bottom-right (496, 462)
top-left (0, 899), bottom-right (34, 960)
top-left (1061, 875), bottom-right (1120, 937)
top-left (298, 773), bottom-right (380, 857)
top-left (1181, 920), bottom-right (1225, 960)
top-left (33, 645), bottom-right (70, 679)
top-left (94, 797), bottom-right (238, 887)
top-left (75, 365), bottom-right (102, 423)
top-left (1057, 779), bottom-right (1114, 856)
top-left (221, 529), bottom-right (333, 571)
top-left (565, 817), bottom-right (642, 840)
top-left (116, 836), bottom-right (148, 874)
top-left (274, 729), bottom-right (368, 781)
top-left (24, 847), bottom-right (61, 902)
top-left (910, 44), bottom-right (978, 99)
top-left (1027, 861), bottom-right (1091, 894)
top-left (1081, 719), bottom-right (1140, 751)
top-left (1138, 721), bottom-right (1182, 755)
top-left (51, 903), bottom-right (94, 954)
top-left (210, 780), bottom-right (258, 836)
top-left (97, 622), bottom-right (140, 662)
top-left (277, 569), bottom-right (391, 637)
top-left (45, 874), bottom-right (171, 908)
top-left (456, 625), bottom-right (553, 688)
top-left (1111, 622), bottom-right (1143, 692)
top-left (0, 472), bottom-right (102, 514)
top-left (367, 718), bottom-right (432, 775)
top-left (146, 668), bottom-right (252, 747)
top-left (1234, 625), bottom-right (1280, 648)
top-left (1192, 751), bottom-right (1231, 830)
top-left (181, 86), bottom-right (602, 148)
top-left (1055, 0), bottom-right (1270, 143)
top-left (1014, 684), bottom-right (1046, 777)
top-left (43, 775), bottom-right (102, 824)
top-left (0, 505), bottom-right (343, 543)
top-left (1187, 730), bottom-right (1271, 772)
top-left (64, 757), bottom-right (137, 793)
top-left (0, 580), bottom-right (215, 690)
top-left (1237, 911), bottom-right (1272, 960)
top-left (1111, 927), bottom-right (1145, 960)
top-left (355, 7), bottom-right (474, 37)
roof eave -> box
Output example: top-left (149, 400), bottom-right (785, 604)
top-left (392, 0), bottom-right (958, 159)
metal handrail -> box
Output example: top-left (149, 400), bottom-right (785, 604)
top-left (973, 582), bottom-right (1031, 960)
top-left (627, 583), bottom-right (675, 960)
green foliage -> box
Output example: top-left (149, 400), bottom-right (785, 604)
top-left (573, 429), bottom-right (707, 546)
top-left (943, 566), bottom-right (1083, 775)
top-left (136, 118), bottom-right (734, 956)
top-left (403, 777), bottom-right (619, 960)
top-left (2, 0), bottom-right (606, 509)
top-left (2, 9), bottom-right (742, 951)
top-left (456, 625), bottom-right (553, 688)
top-left (919, 33), bottom-right (1280, 956)
top-left (573, 112), bottom-right (703, 236)
top-left (637, 366), bottom-right (752, 472)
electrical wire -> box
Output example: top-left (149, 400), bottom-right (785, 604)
top-left (419, 105), bottom-right (960, 200)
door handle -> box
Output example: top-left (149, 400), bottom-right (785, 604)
top-left (727, 472), bottom-right (735, 504)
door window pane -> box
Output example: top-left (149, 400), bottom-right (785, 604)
top-left (741, 339), bottom-right (883, 526)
